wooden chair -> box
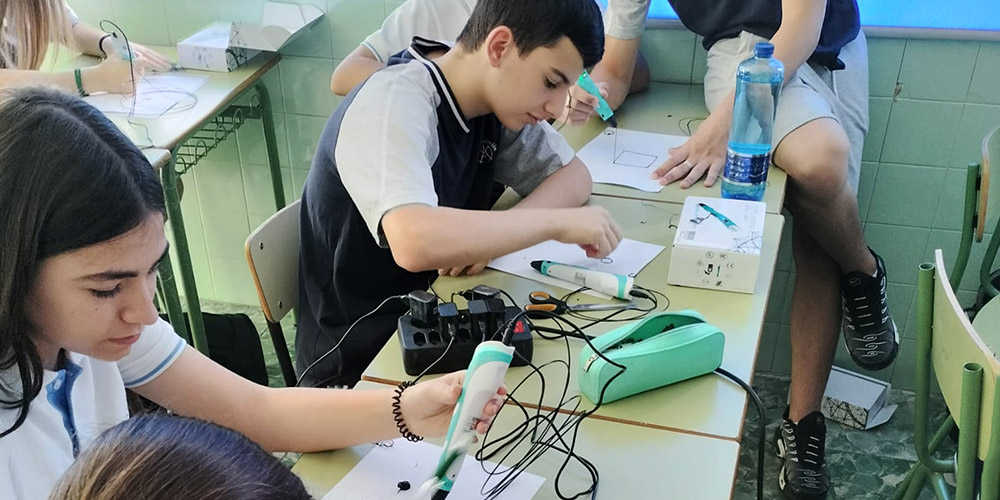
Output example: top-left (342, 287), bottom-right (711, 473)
top-left (892, 250), bottom-right (1000, 500)
top-left (245, 200), bottom-right (300, 387)
top-left (952, 125), bottom-right (1000, 309)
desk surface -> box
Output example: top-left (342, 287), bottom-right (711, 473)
top-left (142, 148), bottom-right (171, 170)
top-left (49, 46), bottom-right (279, 151)
top-left (560, 82), bottom-right (787, 214)
top-left (291, 386), bottom-right (740, 500)
top-left (974, 294), bottom-right (1000, 356)
top-left (362, 195), bottom-right (784, 440)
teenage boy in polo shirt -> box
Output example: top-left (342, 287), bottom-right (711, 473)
top-left (298, 0), bottom-right (620, 388)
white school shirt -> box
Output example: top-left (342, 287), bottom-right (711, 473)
top-left (359, 0), bottom-right (643, 64)
top-left (361, 0), bottom-right (477, 63)
top-left (0, 318), bottom-right (185, 500)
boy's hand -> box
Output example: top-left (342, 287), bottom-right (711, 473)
top-left (554, 206), bottom-right (623, 259)
top-left (651, 100), bottom-right (732, 188)
top-left (438, 261), bottom-right (489, 277)
top-left (554, 81), bottom-right (610, 128)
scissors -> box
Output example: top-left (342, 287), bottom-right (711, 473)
top-left (525, 291), bottom-right (637, 315)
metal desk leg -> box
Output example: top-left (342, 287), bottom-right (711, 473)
top-left (156, 254), bottom-right (191, 344)
top-left (161, 153), bottom-right (209, 354)
top-left (254, 81), bottom-right (287, 211)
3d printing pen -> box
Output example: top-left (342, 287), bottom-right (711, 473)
top-left (417, 341), bottom-right (514, 500)
top-left (576, 70), bottom-right (618, 128)
top-left (698, 203), bottom-right (740, 232)
top-left (109, 32), bottom-right (133, 60)
top-left (531, 260), bottom-right (634, 300)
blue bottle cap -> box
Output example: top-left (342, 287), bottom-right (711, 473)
top-left (753, 42), bottom-right (774, 58)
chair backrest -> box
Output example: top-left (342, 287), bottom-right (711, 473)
top-left (977, 125), bottom-right (997, 241)
top-left (245, 200), bottom-right (301, 324)
top-left (931, 249), bottom-right (1000, 459)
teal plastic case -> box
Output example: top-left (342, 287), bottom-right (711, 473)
top-left (578, 310), bottom-right (725, 404)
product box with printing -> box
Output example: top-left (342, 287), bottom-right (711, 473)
top-left (177, 1), bottom-right (323, 72)
top-left (821, 365), bottom-right (897, 430)
top-left (667, 196), bottom-right (766, 294)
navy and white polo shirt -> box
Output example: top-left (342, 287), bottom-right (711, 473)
top-left (297, 38), bottom-right (574, 386)
top-left (0, 318), bottom-right (185, 500)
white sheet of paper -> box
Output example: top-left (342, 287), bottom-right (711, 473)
top-left (84, 74), bottom-right (207, 118)
top-left (576, 127), bottom-right (689, 192)
top-left (487, 238), bottom-right (665, 298)
top-left (322, 439), bottom-right (544, 500)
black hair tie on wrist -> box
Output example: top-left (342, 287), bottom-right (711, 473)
top-left (98, 33), bottom-right (112, 57)
top-left (392, 381), bottom-right (423, 442)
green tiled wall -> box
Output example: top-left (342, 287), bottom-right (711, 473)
top-left (67, 0), bottom-right (1000, 391)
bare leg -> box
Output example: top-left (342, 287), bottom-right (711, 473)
top-left (773, 117), bottom-right (875, 421)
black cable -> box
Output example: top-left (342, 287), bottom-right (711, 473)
top-left (295, 294), bottom-right (406, 387)
top-left (476, 309), bottom-right (629, 500)
top-left (715, 367), bottom-right (765, 500)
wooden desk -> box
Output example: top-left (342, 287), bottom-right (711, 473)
top-left (974, 294), bottom-right (1000, 355)
top-left (291, 386), bottom-right (741, 499)
top-left (559, 82), bottom-right (787, 214)
top-left (362, 195), bottom-right (784, 441)
top-left (52, 48), bottom-right (286, 352)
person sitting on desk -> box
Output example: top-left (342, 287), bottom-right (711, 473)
top-left (568, 1), bottom-right (896, 499)
top-left (0, 0), bottom-right (169, 95)
top-left (297, 0), bottom-right (624, 388)
top-left (328, 0), bottom-right (652, 127)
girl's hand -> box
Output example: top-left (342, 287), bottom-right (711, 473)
top-left (400, 371), bottom-right (506, 438)
top-left (127, 42), bottom-right (172, 71)
top-left (86, 54), bottom-right (147, 94)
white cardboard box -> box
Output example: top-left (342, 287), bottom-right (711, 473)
top-left (177, 2), bottom-right (323, 72)
top-left (821, 365), bottom-right (898, 430)
top-left (667, 196), bottom-right (766, 294)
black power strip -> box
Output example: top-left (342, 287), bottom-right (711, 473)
top-left (397, 298), bottom-right (533, 376)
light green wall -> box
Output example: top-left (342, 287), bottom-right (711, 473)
top-left (67, 0), bottom-right (1000, 391)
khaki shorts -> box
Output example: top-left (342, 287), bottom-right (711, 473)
top-left (703, 30), bottom-right (870, 192)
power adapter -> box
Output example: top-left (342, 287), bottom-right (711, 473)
top-left (397, 295), bottom-right (532, 376)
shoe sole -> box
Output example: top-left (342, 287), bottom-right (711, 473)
top-left (846, 319), bottom-right (900, 371)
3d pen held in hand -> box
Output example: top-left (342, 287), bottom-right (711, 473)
top-left (530, 260), bottom-right (634, 300)
top-left (418, 341), bottom-right (514, 500)
top-left (109, 32), bottom-right (133, 60)
top-left (576, 70), bottom-right (618, 128)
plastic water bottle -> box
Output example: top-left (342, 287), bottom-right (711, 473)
top-left (721, 42), bottom-right (784, 201)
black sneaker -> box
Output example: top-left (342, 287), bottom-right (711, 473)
top-left (841, 249), bottom-right (899, 371)
top-left (775, 410), bottom-right (830, 499)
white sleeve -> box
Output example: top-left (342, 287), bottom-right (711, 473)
top-left (117, 318), bottom-right (186, 387)
top-left (336, 68), bottom-right (440, 247)
top-left (493, 121), bottom-right (575, 197)
top-left (361, 0), bottom-right (475, 62)
top-left (605, 0), bottom-right (650, 40)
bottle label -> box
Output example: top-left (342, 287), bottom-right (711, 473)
top-left (723, 150), bottom-right (770, 185)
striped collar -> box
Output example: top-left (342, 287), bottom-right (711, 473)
top-left (405, 37), bottom-right (471, 134)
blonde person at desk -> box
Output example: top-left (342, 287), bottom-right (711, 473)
top-left (0, 86), bottom-right (502, 500)
top-left (0, 0), bottom-right (169, 95)
top-left (571, 1), bottom-right (895, 499)
top-left (328, 0), bottom-right (651, 121)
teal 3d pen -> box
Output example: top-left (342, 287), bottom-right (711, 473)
top-left (417, 341), bottom-right (513, 500)
top-left (576, 70), bottom-right (617, 128)
top-left (698, 203), bottom-right (740, 232)
top-left (110, 33), bottom-right (133, 60)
